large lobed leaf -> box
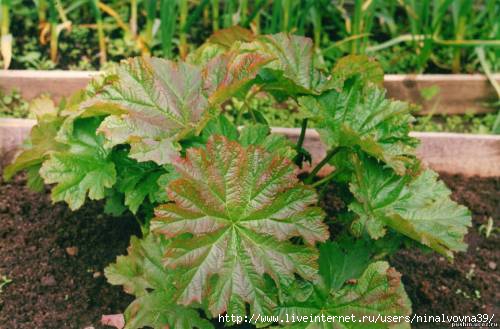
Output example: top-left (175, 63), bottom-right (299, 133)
top-left (331, 55), bottom-right (384, 90)
top-left (105, 234), bottom-right (213, 329)
top-left (249, 33), bottom-right (325, 93)
top-left (299, 83), bottom-right (418, 175)
top-left (191, 27), bottom-right (333, 95)
top-left (187, 26), bottom-right (256, 65)
top-left (82, 54), bottom-right (271, 165)
top-left (152, 135), bottom-right (329, 317)
top-left (238, 33), bottom-right (331, 96)
top-left (83, 57), bottom-right (209, 165)
top-left (3, 118), bottom-right (66, 182)
top-left (202, 50), bottom-right (272, 105)
top-left (349, 157), bottom-right (471, 258)
top-left (277, 241), bottom-right (411, 329)
top-left (39, 117), bottom-right (116, 210)
top-left (3, 97), bottom-right (66, 186)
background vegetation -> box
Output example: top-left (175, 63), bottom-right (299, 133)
top-left (0, 0), bottom-right (498, 133)
top-left (0, 0), bottom-right (498, 73)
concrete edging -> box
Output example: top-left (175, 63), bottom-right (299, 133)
top-left (1, 119), bottom-right (499, 177)
top-left (271, 127), bottom-right (500, 177)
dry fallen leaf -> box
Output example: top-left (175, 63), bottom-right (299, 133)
top-left (65, 246), bottom-right (79, 256)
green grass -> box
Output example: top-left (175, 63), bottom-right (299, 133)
top-left (1, 0), bottom-right (498, 74)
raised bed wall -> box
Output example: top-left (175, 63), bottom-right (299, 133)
top-left (1, 120), bottom-right (499, 177)
top-left (271, 128), bottom-right (500, 178)
top-left (0, 71), bottom-right (499, 114)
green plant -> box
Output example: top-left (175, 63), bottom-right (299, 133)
top-left (160, 0), bottom-right (176, 58)
top-left (89, 0), bottom-right (106, 66)
top-left (478, 217), bottom-right (498, 239)
top-left (0, 0), bottom-right (12, 69)
top-left (4, 0), bottom-right (499, 73)
top-left (0, 89), bottom-right (30, 118)
top-left (412, 112), bottom-right (498, 134)
top-left (5, 29), bottom-right (471, 328)
top-left (0, 275), bottom-right (12, 294)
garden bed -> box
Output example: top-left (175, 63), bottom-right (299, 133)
top-left (0, 171), bottom-right (498, 329)
top-left (2, 120), bottom-right (500, 177)
top-left (0, 71), bottom-right (498, 114)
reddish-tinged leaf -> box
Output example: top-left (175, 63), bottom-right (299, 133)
top-left (332, 55), bottom-right (384, 89)
top-left (152, 135), bottom-right (328, 317)
top-left (105, 235), bottom-right (214, 329)
top-left (203, 51), bottom-right (272, 105)
top-left (238, 33), bottom-right (330, 94)
top-left (84, 57), bottom-right (208, 164)
top-left (207, 26), bottom-right (255, 47)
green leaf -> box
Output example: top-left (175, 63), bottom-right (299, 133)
top-left (84, 57), bottom-right (209, 165)
top-left (105, 235), bottom-right (213, 329)
top-left (112, 149), bottom-right (167, 214)
top-left (153, 169), bottom-right (181, 203)
top-left (300, 85), bottom-right (418, 174)
top-left (125, 291), bottom-right (214, 329)
top-left (106, 235), bottom-right (166, 297)
top-left (39, 117), bottom-right (116, 210)
top-left (201, 115), bottom-right (239, 142)
top-left (29, 95), bottom-right (60, 120)
top-left (199, 118), bottom-right (296, 159)
top-left (152, 135), bottom-right (328, 317)
top-left (331, 55), bottom-right (384, 90)
top-left (203, 51), bottom-right (272, 106)
top-left (238, 123), bottom-right (272, 146)
top-left (349, 157), bottom-right (471, 258)
top-left (277, 261), bottom-right (412, 329)
top-left (239, 124), bottom-right (296, 158)
top-left (188, 26), bottom-right (255, 65)
top-left (207, 26), bottom-right (255, 48)
top-left (25, 164), bottom-right (45, 192)
top-left (3, 117), bottom-right (66, 181)
top-left (104, 189), bottom-right (127, 216)
top-left (239, 33), bottom-right (329, 95)
top-left (319, 240), bottom-right (371, 292)
top-left (83, 55), bottom-right (270, 165)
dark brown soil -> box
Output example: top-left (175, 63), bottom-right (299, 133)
top-left (0, 174), bottom-right (139, 329)
top-left (0, 172), bottom-right (498, 328)
top-left (391, 174), bottom-right (500, 328)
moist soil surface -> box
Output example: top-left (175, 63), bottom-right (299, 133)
top-left (0, 173), bottom-right (498, 329)
top-left (391, 174), bottom-right (500, 328)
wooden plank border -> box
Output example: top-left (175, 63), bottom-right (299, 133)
top-left (0, 71), bottom-right (498, 114)
top-left (2, 120), bottom-right (499, 177)
top-left (384, 74), bottom-right (499, 114)
top-left (0, 70), bottom-right (101, 103)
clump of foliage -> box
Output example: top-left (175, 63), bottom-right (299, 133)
top-left (4, 28), bottom-right (471, 328)
top-left (413, 112), bottom-right (499, 134)
top-left (4, 1), bottom-right (499, 74)
top-left (0, 89), bottom-right (29, 118)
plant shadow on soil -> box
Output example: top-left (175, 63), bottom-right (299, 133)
top-left (0, 171), bottom-right (498, 329)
